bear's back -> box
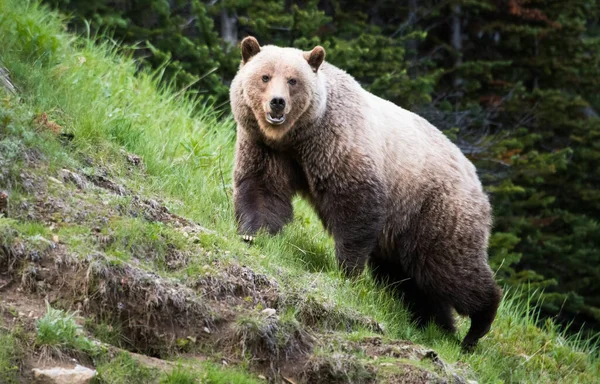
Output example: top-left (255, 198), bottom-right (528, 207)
top-left (319, 63), bottom-right (483, 197)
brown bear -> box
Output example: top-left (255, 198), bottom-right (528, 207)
top-left (229, 36), bottom-right (502, 351)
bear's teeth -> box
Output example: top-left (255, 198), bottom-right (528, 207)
top-left (267, 113), bottom-right (285, 124)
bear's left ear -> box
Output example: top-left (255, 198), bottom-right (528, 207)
top-left (241, 36), bottom-right (261, 64)
top-left (304, 46), bottom-right (326, 73)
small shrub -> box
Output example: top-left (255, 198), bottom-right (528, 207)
top-left (35, 301), bottom-right (97, 356)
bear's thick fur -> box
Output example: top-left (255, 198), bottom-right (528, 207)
top-left (230, 36), bottom-right (502, 351)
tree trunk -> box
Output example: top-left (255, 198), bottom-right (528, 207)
top-left (451, 4), bottom-right (463, 87)
top-left (407, 0), bottom-right (419, 71)
top-left (220, 7), bottom-right (237, 47)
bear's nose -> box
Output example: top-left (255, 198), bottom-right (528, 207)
top-left (270, 97), bottom-right (286, 112)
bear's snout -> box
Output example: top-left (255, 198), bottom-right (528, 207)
top-left (269, 97), bottom-right (286, 113)
top-left (265, 96), bottom-right (287, 125)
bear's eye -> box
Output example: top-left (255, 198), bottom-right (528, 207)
top-left (262, 75), bottom-right (270, 83)
top-left (288, 78), bottom-right (297, 86)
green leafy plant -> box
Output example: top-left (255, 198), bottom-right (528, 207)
top-left (35, 301), bottom-right (98, 356)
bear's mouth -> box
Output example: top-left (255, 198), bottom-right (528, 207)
top-left (266, 112), bottom-right (286, 125)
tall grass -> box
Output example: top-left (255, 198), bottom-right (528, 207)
top-left (0, 0), bottom-right (599, 382)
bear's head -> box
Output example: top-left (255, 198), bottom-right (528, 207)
top-left (233, 36), bottom-right (326, 141)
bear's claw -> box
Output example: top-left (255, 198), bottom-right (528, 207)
top-left (242, 234), bottom-right (255, 243)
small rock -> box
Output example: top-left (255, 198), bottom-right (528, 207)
top-left (0, 66), bottom-right (18, 95)
top-left (59, 169), bottom-right (88, 190)
top-left (261, 308), bottom-right (277, 318)
top-left (423, 349), bottom-right (446, 371)
top-left (32, 364), bottom-right (96, 384)
top-left (47, 176), bottom-right (63, 185)
top-left (451, 374), bottom-right (476, 384)
top-left (0, 277), bottom-right (10, 290)
top-left (127, 154), bottom-right (143, 167)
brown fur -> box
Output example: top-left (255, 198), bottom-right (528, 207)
top-left (230, 36), bottom-right (502, 351)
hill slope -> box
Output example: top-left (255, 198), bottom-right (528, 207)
top-left (0, 0), bottom-right (598, 383)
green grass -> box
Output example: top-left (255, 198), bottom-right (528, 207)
top-left (0, 328), bottom-right (21, 384)
top-left (196, 362), bottom-right (263, 384)
top-left (95, 352), bottom-right (157, 384)
top-left (99, 217), bottom-right (188, 267)
top-left (85, 318), bottom-right (127, 348)
top-left (158, 362), bottom-right (262, 384)
top-left (159, 365), bottom-right (198, 384)
top-left (96, 352), bottom-right (262, 384)
top-left (0, 0), bottom-right (599, 382)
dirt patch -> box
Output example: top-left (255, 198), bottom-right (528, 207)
top-left (191, 263), bottom-right (280, 308)
top-left (34, 113), bottom-right (63, 135)
top-left (358, 337), bottom-right (441, 363)
top-left (86, 174), bottom-right (129, 196)
top-left (380, 363), bottom-right (447, 384)
top-left (0, 287), bottom-right (46, 321)
top-left (84, 254), bottom-right (215, 355)
top-left (58, 169), bottom-right (88, 190)
top-left (58, 167), bottom-right (215, 235)
top-left (130, 196), bottom-right (216, 234)
top-left (353, 336), bottom-right (472, 384)
top-left (278, 335), bottom-right (471, 384)
top-left (290, 295), bottom-right (384, 334)
top-left (13, 170), bottom-right (113, 227)
top-left (300, 351), bottom-right (377, 384)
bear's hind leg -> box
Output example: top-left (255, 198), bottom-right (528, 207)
top-left (403, 284), bottom-right (456, 334)
top-left (423, 300), bottom-right (456, 334)
top-left (369, 256), bottom-right (456, 334)
top-left (460, 283), bottom-right (502, 352)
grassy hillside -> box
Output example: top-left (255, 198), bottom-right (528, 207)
top-left (0, 0), bottom-right (598, 382)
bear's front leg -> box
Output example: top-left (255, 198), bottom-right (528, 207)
top-left (233, 135), bottom-right (304, 236)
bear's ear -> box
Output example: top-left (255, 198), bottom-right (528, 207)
top-left (241, 36), bottom-right (261, 64)
top-left (304, 46), bottom-right (326, 73)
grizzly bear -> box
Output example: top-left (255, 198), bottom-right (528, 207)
top-left (229, 36), bottom-right (502, 351)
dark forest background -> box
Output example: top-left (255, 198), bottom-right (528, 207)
top-left (45, 0), bottom-right (600, 335)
